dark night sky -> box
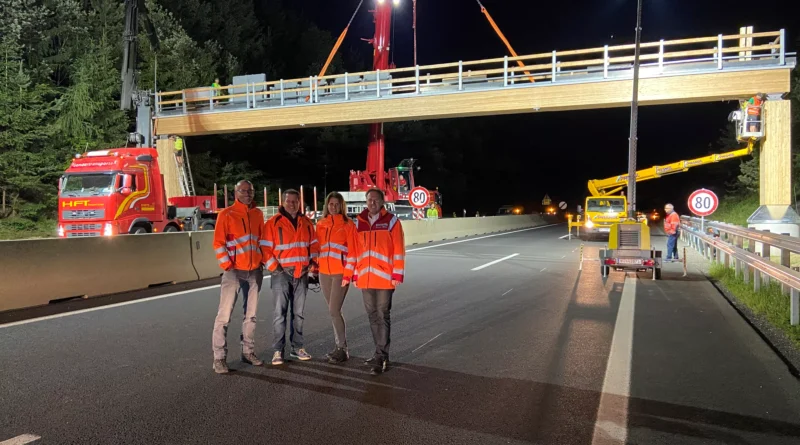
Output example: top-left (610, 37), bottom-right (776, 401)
top-left (257, 0), bottom-right (797, 215)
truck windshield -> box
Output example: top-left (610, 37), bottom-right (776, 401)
top-left (61, 174), bottom-right (115, 197)
top-left (587, 198), bottom-right (625, 213)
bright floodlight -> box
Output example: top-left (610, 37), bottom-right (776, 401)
top-left (377, 0), bottom-right (385, 3)
top-left (393, 0), bottom-right (400, 5)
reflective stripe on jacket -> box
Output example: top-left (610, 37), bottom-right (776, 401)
top-left (315, 214), bottom-right (357, 277)
top-left (349, 208), bottom-right (406, 290)
top-left (212, 199), bottom-right (264, 271)
top-left (261, 208), bottom-right (319, 278)
top-left (664, 212), bottom-right (680, 235)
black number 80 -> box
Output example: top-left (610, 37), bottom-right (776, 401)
top-left (695, 196), bottom-right (712, 209)
top-left (413, 191), bottom-right (425, 203)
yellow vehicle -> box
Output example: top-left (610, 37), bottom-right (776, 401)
top-left (570, 141), bottom-right (755, 240)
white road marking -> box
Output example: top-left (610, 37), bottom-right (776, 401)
top-left (561, 255), bottom-right (566, 259)
top-left (2, 224), bottom-right (560, 328)
top-left (501, 288), bottom-right (513, 296)
top-left (406, 224), bottom-right (559, 252)
top-left (471, 253), bottom-right (519, 271)
top-left (559, 234), bottom-right (570, 239)
top-left (592, 276), bottom-right (636, 445)
top-left (1, 434), bottom-right (41, 445)
top-left (412, 333), bottom-right (443, 353)
top-left (540, 268), bottom-right (547, 272)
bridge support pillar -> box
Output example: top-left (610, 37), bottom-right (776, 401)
top-left (156, 136), bottom-right (183, 201)
top-left (748, 99), bottom-right (800, 243)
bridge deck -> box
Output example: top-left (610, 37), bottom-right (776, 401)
top-left (153, 30), bottom-right (794, 136)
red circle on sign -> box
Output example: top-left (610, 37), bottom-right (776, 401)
top-left (409, 186), bottom-right (430, 209)
top-left (687, 189), bottom-right (718, 217)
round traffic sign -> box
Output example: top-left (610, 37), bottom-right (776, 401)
top-left (409, 186), bottom-right (430, 209)
top-left (559, 201), bottom-right (567, 210)
top-left (688, 189), bottom-right (718, 217)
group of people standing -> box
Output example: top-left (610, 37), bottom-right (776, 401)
top-left (211, 181), bottom-right (405, 376)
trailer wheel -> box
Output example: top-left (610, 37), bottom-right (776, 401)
top-left (163, 225), bottom-right (179, 233)
top-left (200, 221), bottom-right (215, 231)
top-left (655, 267), bottom-right (662, 280)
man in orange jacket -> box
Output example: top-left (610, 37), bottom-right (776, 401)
top-left (211, 180), bottom-right (265, 374)
top-left (664, 203), bottom-right (680, 261)
top-left (343, 188), bottom-right (406, 375)
top-left (261, 189), bottom-right (320, 365)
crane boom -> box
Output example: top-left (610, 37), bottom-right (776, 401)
top-left (587, 141), bottom-right (755, 197)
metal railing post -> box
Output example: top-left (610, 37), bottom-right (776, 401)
top-left (344, 73), bottom-right (349, 100)
top-left (658, 39), bottom-right (664, 73)
top-left (551, 51), bottom-right (557, 83)
top-left (717, 34), bottom-right (723, 70)
top-left (280, 79), bottom-right (284, 106)
top-left (309, 76), bottom-right (314, 102)
top-left (503, 56), bottom-right (508, 86)
top-left (181, 91), bottom-right (187, 114)
top-left (209, 88), bottom-right (214, 110)
top-left (415, 66), bottom-right (420, 94)
top-left (754, 270), bottom-right (761, 292)
top-left (376, 69), bottom-right (381, 97)
top-left (779, 29), bottom-right (786, 65)
top-left (458, 61), bottom-right (463, 91)
top-left (314, 76), bottom-right (319, 103)
top-left (603, 45), bottom-right (609, 79)
top-left (792, 288), bottom-right (799, 325)
top-left (781, 247), bottom-right (791, 294)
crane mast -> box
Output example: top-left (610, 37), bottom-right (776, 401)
top-left (364, 1), bottom-right (393, 192)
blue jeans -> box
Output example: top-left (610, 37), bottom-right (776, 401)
top-left (271, 271), bottom-right (309, 353)
top-left (666, 233), bottom-right (679, 260)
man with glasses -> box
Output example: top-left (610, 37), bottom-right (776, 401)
top-left (211, 180), bottom-right (266, 374)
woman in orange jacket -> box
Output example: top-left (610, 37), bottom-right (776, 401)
top-left (315, 192), bottom-right (358, 363)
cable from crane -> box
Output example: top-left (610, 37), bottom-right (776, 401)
top-left (413, 0), bottom-right (417, 66)
top-left (318, 0), bottom-right (364, 78)
top-left (475, 0), bottom-right (534, 83)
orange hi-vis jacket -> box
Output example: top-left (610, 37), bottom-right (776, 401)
top-left (315, 214), bottom-right (357, 276)
top-left (664, 211), bottom-right (680, 235)
top-left (348, 208), bottom-right (406, 290)
top-left (213, 199), bottom-right (265, 271)
top-left (261, 208), bottom-right (319, 278)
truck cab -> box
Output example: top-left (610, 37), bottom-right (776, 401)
top-left (580, 195), bottom-right (627, 240)
top-left (57, 148), bottom-right (217, 237)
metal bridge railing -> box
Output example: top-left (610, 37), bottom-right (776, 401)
top-left (154, 29), bottom-right (793, 117)
top-left (680, 215), bottom-right (800, 326)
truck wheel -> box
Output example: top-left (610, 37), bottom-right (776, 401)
top-left (163, 225), bottom-right (179, 233)
top-left (655, 267), bottom-right (662, 280)
top-left (200, 221), bottom-right (215, 231)
top-left (131, 225), bottom-right (148, 234)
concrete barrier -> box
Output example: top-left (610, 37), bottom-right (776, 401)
top-left (0, 232), bottom-right (198, 312)
top-left (190, 231), bottom-right (223, 280)
top-left (0, 215), bottom-right (556, 313)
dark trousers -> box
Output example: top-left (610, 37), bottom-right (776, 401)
top-left (271, 271), bottom-right (309, 353)
top-left (666, 233), bottom-right (679, 260)
top-left (362, 289), bottom-right (394, 360)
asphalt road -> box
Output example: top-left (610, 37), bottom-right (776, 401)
top-left (2, 224), bottom-right (800, 444)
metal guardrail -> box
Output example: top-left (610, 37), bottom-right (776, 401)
top-left (680, 215), bottom-right (799, 325)
top-left (154, 29), bottom-right (794, 117)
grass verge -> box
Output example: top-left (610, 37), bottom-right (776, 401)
top-left (709, 193), bottom-right (759, 227)
top-left (0, 218), bottom-right (57, 240)
top-left (709, 262), bottom-right (800, 349)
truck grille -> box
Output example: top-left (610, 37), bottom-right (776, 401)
top-left (65, 223), bottom-right (103, 231)
top-left (67, 231), bottom-right (101, 237)
top-left (619, 230), bottom-right (640, 248)
top-left (62, 209), bottom-right (105, 220)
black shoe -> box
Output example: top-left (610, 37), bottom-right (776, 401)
top-left (328, 347), bottom-right (349, 364)
top-left (324, 348), bottom-right (337, 359)
top-left (364, 354), bottom-right (379, 365)
top-left (370, 358), bottom-right (388, 376)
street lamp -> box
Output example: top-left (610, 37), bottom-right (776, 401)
top-left (626, 0), bottom-right (643, 220)
top-left (393, 0), bottom-right (401, 5)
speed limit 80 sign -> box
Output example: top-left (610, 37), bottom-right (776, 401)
top-left (409, 186), bottom-right (430, 209)
top-left (688, 188), bottom-right (719, 217)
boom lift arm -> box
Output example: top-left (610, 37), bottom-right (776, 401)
top-left (587, 141), bottom-right (755, 197)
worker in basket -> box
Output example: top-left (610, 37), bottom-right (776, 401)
top-left (745, 93), bottom-right (764, 133)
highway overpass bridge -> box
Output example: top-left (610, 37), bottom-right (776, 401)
top-left (152, 29), bottom-right (793, 136)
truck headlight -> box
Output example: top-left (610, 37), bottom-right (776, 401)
top-left (585, 219), bottom-right (594, 229)
top-left (103, 222), bottom-right (113, 237)
top-left (58, 225), bottom-right (65, 237)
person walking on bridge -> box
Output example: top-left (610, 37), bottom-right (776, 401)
top-left (315, 192), bottom-right (358, 364)
top-left (343, 189), bottom-right (406, 375)
top-left (664, 203), bottom-right (680, 262)
top-left (211, 180), bottom-right (265, 374)
top-left (261, 189), bottom-right (319, 365)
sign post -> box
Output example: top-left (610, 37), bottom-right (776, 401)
top-left (688, 188), bottom-right (719, 233)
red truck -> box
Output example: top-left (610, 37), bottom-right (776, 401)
top-left (57, 147), bottom-right (218, 237)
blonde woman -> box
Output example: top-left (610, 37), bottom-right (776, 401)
top-left (315, 192), bottom-right (358, 363)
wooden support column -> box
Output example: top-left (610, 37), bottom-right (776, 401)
top-left (156, 137), bottom-right (182, 201)
top-left (760, 99), bottom-right (792, 207)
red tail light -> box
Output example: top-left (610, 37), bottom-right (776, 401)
top-left (643, 259), bottom-right (655, 266)
top-left (604, 258), bottom-right (616, 265)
